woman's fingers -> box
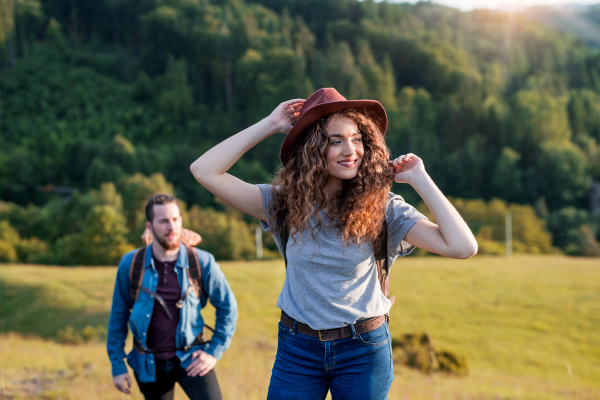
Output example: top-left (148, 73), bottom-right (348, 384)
top-left (389, 154), bottom-right (413, 172)
top-left (282, 99), bottom-right (305, 111)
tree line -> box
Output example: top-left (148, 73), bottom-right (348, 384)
top-left (0, 0), bottom-right (599, 259)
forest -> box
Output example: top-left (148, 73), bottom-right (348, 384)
top-left (0, 0), bottom-right (599, 263)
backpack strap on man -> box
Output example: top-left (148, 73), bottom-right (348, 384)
top-left (185, 245), bottom-right (203, 299)
top-left (129, 246), bottom-right (148, 303)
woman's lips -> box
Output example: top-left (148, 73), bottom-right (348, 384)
top-left (337, 159), bottom-right (357, 168)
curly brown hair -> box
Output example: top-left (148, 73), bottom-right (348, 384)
top-left (270, 109), bottom-right (392, 245)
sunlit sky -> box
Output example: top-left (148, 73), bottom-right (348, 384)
top-left (401, 1), bottom-right (600, 11)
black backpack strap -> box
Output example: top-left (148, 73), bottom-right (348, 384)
top-left (185, 245), bottom-right (202, 298)
top-left (181, 246), bottom-right (214, 329)
top-left (129, 246), bottom-right (174, 320)
top-left (374, 218), bottom-right (395, 306)
top-left (138, 286), bottom-right (173, 319)
top-left (276, 209), bottom-right (290, 269)
top-left (129, 246), bottom-right (148, 303)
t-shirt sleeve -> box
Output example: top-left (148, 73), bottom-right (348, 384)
top-left (386, 193), bottom-right (427, 257)
top-left (256, 184), bottom-right (275, 232)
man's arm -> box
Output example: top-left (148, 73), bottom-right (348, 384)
top-left (107, 253), bottom-right (134, 378)
top-left (185, 249), bottom-right (238, 377)
top-left (201, 250), bottom-right (238, 359)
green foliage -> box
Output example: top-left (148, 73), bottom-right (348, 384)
top-left (0, 0), bottom-right (600, 257)
top-left (187, 205), bottom-right (256, 261)
top-left (52, 205), bottom-right (133, 266)
top-left (0, 220), bottom-right (19, 262)
top-left (419, 198), bottom-right (555, 255)
top-left (44, 17), bottom-right (64, 47)
top-left (546, 207), bottom-right (600, 256)
top-left (0, 0), bottom-right (597, 214)
top-left (15, 237), bottom-right (49, 263)
top-left (565, 225), bottom-right (600, 257)
top-left (117, 172), bottom-right (175, 240)
top-left (0, 240), bottom-right (17, 262)
top-left (492, 147), bottom-right (524, 203)
top-left (0, 220), bottom-right (49, 263)
top-left (0, 173), bottom-right (265, 264)
top-left (529, 141), bottom-right (591, 209)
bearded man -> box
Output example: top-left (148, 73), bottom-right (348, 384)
top-left (107, 194), bottom-right (237, 400)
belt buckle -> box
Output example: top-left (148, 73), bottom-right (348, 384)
top-left (317, 330), bottom-right (334, 342)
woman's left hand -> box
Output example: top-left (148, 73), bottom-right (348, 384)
top-left (388, 153), bottom-right (426, 184)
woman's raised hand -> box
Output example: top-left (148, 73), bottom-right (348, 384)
top-left (266, 99), bottom-right (305, 134)
top-left (389, 153), bottom-right (426, 184)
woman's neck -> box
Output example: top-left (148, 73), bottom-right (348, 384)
top-left (323, 176), bottom-right (343, 207)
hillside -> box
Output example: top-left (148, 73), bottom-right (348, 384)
top-left (0, 0), bottom-right (599, 259)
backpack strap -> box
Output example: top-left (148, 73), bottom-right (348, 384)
top-left (373, 218), bottom-right (395, 306)
top-left (276, 209), bottom-right (290, 269)
top-left (182, 246), bottom-right (215, 333)
top-left (129, 246), bottom-right (148, 303)
top-left (185, 246), bottom-right (203, 298)
top-left (276, 208), bottom-right (393, 305)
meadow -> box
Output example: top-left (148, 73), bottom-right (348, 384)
top-left (0, 255), bottom-right (599, 400)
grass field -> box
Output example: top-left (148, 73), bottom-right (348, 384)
top-left (0, 255), bottom-right (599, 400)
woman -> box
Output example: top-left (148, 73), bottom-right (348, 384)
top-left (190, 88), bottom-right (477, 399)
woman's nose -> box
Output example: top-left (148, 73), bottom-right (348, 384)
top-left (342, 141), bottom-right (356, 155)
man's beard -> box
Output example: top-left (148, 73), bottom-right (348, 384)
top-left (152, 227), bottom-right (179, 250)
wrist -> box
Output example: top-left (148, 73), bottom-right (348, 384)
top-left (260, 117), bottom-right (281, 137)
top-left (407, 170), bottom-right (432, 190)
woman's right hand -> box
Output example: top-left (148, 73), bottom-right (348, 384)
top-left (265, 99), bottom-right (305, 134)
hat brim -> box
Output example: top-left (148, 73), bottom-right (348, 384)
top-left (280, 99), bottom-right (388, 166)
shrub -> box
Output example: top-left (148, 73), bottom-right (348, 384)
top-left (565, 225), bottom-right (600, 257)
top-left (0, 220), bottom-right (20, 245)
top-left (547, 207), bottom-right (600, 255)
top-left (0, 240), bottom-right (17, 262)
top-left (187, 205), bottom-right (255, 260)
top-left (118, 172), bottom-right (175, 241)
top-left (15, 237), bottom-right (50, 263)
top-left (391, 332), bottom-right (468, 376)
top-left (51, 206), bottom-right (133, 265)
top-left (417, 198), bottom-right (555, 255)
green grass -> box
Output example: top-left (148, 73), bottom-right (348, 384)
top-left (0, 255), bottom-right (599, 399)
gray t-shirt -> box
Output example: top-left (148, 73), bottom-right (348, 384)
top-left (257, 184), bottom-right (426, 330)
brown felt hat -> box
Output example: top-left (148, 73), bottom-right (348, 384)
top-left (280, 87), bottom-right (388, 166)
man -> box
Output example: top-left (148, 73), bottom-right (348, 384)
top-left (107, 194), bottom-right (237, 400)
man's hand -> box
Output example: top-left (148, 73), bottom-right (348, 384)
top-left (113, 373), bottom-right (132, 395)
top-left (185, 350), bottom-right (217, 377)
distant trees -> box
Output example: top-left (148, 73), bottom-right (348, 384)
top-left (0, 173), bottom-right (266, 264)
top-left (1, 0), bottom-right (600, 260)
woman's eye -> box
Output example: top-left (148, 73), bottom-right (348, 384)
top-left (353, 137), bottom-right (362, 142)
top-left (331, 140), bottom-right (341, 145)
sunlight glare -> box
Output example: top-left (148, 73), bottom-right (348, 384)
top-left (402, 0), bottom-right (600, 12)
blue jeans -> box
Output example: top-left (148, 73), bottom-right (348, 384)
top-left (267, 317), bottom-right (394, 400)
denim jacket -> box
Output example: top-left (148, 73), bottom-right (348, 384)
top-left (107, 242), bottom-right (237, 382)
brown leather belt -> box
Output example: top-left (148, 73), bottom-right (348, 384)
top-left (280, 312), bottom-right (387, 342)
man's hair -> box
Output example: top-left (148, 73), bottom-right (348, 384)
top-left (145, 194), bottom-right (177, 222)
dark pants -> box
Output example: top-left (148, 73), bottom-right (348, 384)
top-left (134, 357), bottom-right (222, 400)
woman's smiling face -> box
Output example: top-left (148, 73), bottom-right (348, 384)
top-left (325, 115), bottom-right (364, 182)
